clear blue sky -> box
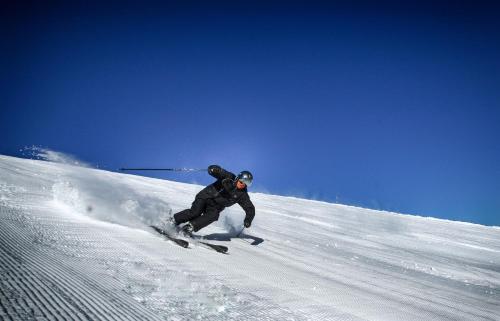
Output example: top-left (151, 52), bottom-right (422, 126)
top-left (2, 1), bottom-right (499, 226)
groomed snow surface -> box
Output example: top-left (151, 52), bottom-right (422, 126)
top-left (1, 155), bottom-right (499, 321)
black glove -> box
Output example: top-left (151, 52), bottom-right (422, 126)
top-left (208, 165), bottom-right (221, 175)
top-left (244, 218), bottom-right (252, 228)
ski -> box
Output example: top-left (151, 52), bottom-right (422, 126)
top-left (151, 226), bottom-right (189, 248)
top-left (188, 234), bottom-right (229, 253)
top-left (151, 225), bottom-right (228, 254)
top-left (198, 241), bottom-right (228, 254)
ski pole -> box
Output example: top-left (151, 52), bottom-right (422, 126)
top-left (119, 167), bottom-right (206, 172)
top-left (236, 227), bottom-right (245, 237)
top-left (236, 227), bottom-right (254, 244)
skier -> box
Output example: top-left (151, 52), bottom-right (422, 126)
top-left (170, 165), bottom-right (255, 236)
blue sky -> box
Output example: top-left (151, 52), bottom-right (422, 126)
top-left (2, 1), bottom-right (499, 226)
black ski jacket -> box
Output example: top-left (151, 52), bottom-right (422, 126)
top-left (197, 165), bottom-right (255, 223)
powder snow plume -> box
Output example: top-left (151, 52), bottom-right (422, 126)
top-left (21, 146), bottom-right (92, 168)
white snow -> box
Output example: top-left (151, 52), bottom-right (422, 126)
top-left (0, 154), bottom-right (499, 321)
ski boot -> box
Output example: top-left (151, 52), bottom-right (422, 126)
top-left (159, 216), bottom-right (178, 233)
top-left (179, 222), bottom-right (194, 238)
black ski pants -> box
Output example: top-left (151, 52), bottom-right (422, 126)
top-left (173, 196), bottom-right (221, 232)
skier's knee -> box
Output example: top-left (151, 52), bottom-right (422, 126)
top-left (190, 198), bottom-right (206, 215)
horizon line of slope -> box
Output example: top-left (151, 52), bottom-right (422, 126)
top-left (2, 153), bottom-right (498, 229)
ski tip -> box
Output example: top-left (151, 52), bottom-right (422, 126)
top-left (177, 241), bottom-right (190, 248)
top-left (199, 242), bottom-right (229, 254)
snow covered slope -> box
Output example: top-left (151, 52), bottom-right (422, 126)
top-left (1, 155), bottom-right (499, 321)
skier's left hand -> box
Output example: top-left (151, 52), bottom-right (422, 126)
top-left (244, 218), bottom-right (252, 228)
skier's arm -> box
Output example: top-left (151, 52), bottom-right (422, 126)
top-left (208, 165), bottom-right (235, 180)
top-left (238, 194), bottom-right (255, 228)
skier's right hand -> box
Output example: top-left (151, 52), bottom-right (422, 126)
top-left (208, 165), bottom-right (221, 175)
top-left (244, 218), bottom-right (252, 228)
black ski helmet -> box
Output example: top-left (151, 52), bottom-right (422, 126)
top-left (237, 170), bottom-right (253, 186)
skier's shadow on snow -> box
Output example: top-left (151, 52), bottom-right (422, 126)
top-left (201, 232), bottom-right (264, 246)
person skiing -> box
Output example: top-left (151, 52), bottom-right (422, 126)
top-left (169, 165), bottom-right (255, 236)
